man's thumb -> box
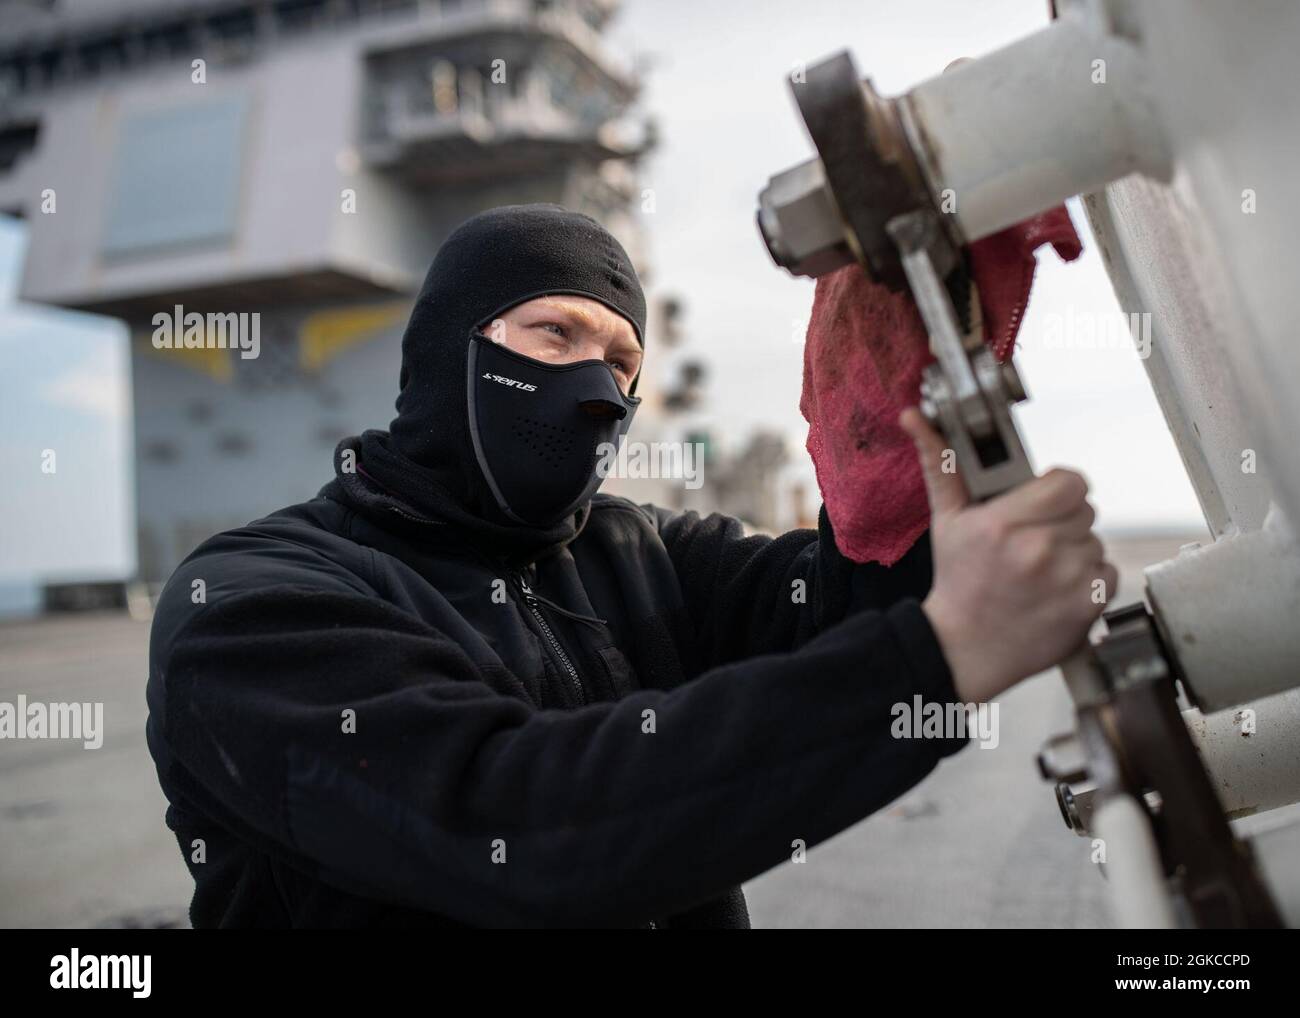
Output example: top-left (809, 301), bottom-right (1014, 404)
top-left (899, 407), bottom-right (969, 517)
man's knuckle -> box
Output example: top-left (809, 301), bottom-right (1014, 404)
top-left (1051, 471), bottom-right (1087, 508)
top-left (1062, 554), bottom-right (1091, 585)
top-left (977, 511), bottom-right (1009, 545)
top-left (1016, 531), bottom-right (1054, 573)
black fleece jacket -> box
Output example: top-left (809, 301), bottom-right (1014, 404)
top-left (144, 461), bottom-right (968, 929)
top-left (144, 205), bottom-right (968, 928)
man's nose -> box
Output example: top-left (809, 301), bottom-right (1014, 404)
top-left (578, 398), bottom-right (627, 421)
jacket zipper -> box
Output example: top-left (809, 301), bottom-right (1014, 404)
top-left (360, 468), bottom-right (587, 705)
top-left (386, 504), bottom-right (443, 526)
top-left (517, 575), bottom-right (586, 706)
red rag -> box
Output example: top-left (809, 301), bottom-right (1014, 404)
top-left (799, 205), bottom-right (1083, 565)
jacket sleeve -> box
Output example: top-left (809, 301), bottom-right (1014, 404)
top-left (647, 502), bottom-right (937, 668)
top-left (147, 537), bottom-right (967, 929)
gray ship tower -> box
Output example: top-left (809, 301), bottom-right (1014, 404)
top-left (0, 0), bottom-right (657, 587)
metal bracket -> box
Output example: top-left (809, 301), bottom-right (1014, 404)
top-left (886, 209), bottom-right (1034, 502)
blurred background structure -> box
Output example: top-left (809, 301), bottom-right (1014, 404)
top-left (0, 0), bottom-right (1204, 609)
top-left (0, 0), bottom-right (722, 593)
top-left (1, 0), bottom-right (1213, 928)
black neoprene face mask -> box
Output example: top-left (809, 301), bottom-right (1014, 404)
top-left (466, 331), bottom-right (640, 527)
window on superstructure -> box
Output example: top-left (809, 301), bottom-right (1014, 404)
top-left (77, 36), bottom-right (129, 78)
top-left (274, 0), bottom-right (331, 34)
top-left (141, 22), bottom-right (194, 62)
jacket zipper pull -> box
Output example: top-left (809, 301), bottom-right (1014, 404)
top-left (516, 574), bottom-right (606, 628)
top-left (514, 572), bottom-right (586, 705)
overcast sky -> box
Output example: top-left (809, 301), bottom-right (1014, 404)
top-left (610, 0), bottom-right (1203, 530)
top-left (0, 0), bottom-right (1205, 589)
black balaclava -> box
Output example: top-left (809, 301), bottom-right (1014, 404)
top-left (346, 203), bottom-right (647, 563)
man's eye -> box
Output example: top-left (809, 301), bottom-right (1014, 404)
top-left (539, 322), bottom-right (567, 337)
top-left (608, 360), bottom-right (628, 375)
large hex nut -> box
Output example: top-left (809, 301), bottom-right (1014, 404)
top-left (756, 157), bottom-right (855, 279)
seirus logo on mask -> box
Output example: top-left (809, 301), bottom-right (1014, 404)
top-left (466, 331), bottom-right (639, 527)
top-left (481, 372), bottom-right (538, 392)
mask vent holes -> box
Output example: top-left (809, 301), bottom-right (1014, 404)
top-left (512, 416), bottom-right (576, 469)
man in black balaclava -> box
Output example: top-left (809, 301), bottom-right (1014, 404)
top-left (145, 204), bottom-right (1109, 928)
top-left (350, 203), bottom-right (649, 562)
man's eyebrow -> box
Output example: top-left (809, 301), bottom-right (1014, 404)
top-left (537, 299), bottom-right (638, 344)
top-left (535, 300), bottom-right (600, 329)
top-left (609, 335), bottom-right (642, 354)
